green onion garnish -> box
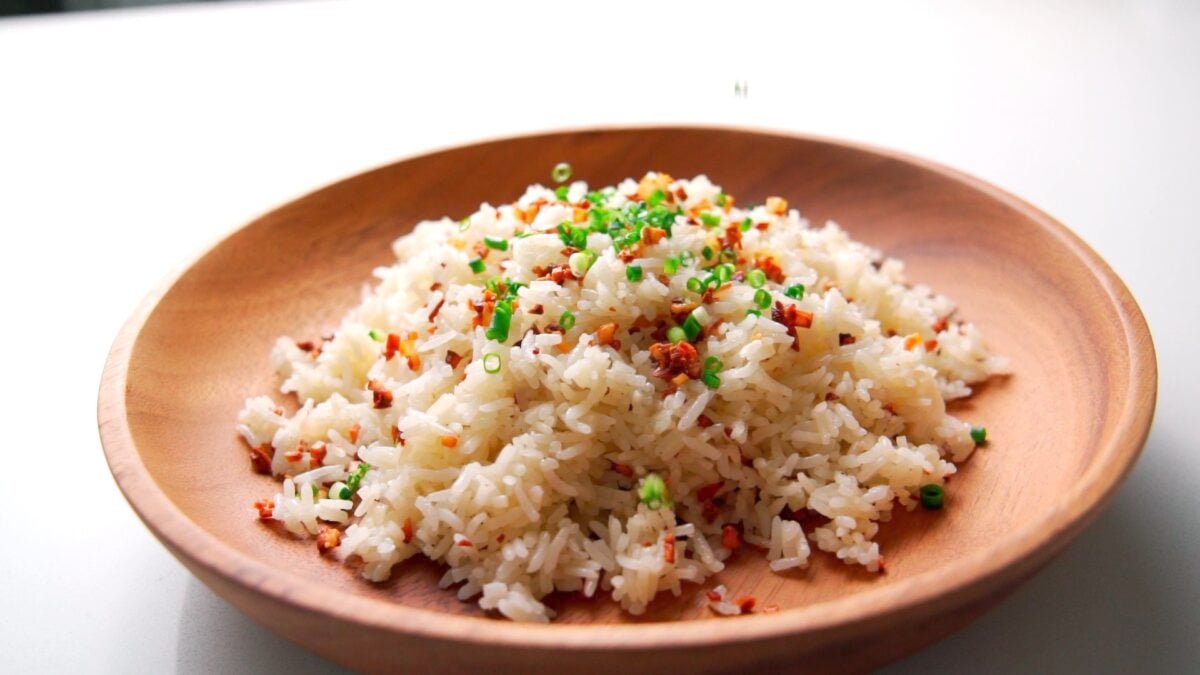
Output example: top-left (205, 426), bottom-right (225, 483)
top-left (701, 245), bottom-right (714, 261)
top-left (552, 162), bottom-right (573, 183)
top-left (699, 212), bottom-right (722, 228)
top-left (715, 263), bottom-right (733, 283)
top-left (919, 484), bottom-right (944, 509)
top-left (483, 236), bottom-right (508, 251)
top-left (647, 189), bottom-right (666, 208)
top-left (484, 304), bottom-right (512, 342)
top-left (555, 185), bottom-right (570, 201)
top-left (638, 473), bottom-right (672, 509)
top-left (686, 276), bottom-right (703, 293)
top-left (679, 250), bottom-right (695, 266)
top-left (701, 371), bottom-right (721, 389)
top-left (970, 426), bottom-right (987, 444)
top-left (746, 309), bottom-right (761, 317)
top-left (459, 217), bottom-right (471, 232)
top-left (704, 355), bottom-right (724, 373)
top-left (664, 255), bottom-right (680, 275)
top-left (568, 250), bottom-right (596, 276)
top-left (339, 462), bottom-right (373, 499)
top-left (469, 258), bottom-right (486, 274)
top-left (626, 265), bottom-right (644, 282)
top-left (719, 247), bottom-right (737, 263)
top-left (715, 192), bottom-right (727, 207)
top-left (570, 226), bottom-right (588, 249)
top-left (746, 269), bottom-right (767, 288)
top-left (754, 288), bottom-right (772, 309)
top-left (666, 326), bottom-right (686, 343)
top-left (739, 217), bottom-right (752, 232)
top-left (556, 222), bottom-right (572, 246)
top-left (560, 310), bottom-right (576, 330)
top-left (368, 329), bottom-right (382, 342)
top-left (682, 313), bottom-right (703, 341)
top-left (785, 284), bottom-right (805, 300)
top-left (483, 352), bottom-right (502, 374)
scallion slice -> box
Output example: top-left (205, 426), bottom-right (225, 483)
top-left (664, 255), bottom-right (680, 275)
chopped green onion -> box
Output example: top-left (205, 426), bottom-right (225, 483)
top-left (919, 484), bottom-right (944, 509)
top-left (484, 305), bottom-right (512, 342)
top-left (638, 473), bottom-right (672, 509)
top-left (647, 189), bottom-right (666, 208)
top-left (701, 245), bottom-right (714, 261)
top-left (555, 185), bottom-right (570, 201)
top-left (482, 352), bottom-right (502, 374)
top-left (368, 329), bottom-right (382, 342)
top-left (970, 426), bottom-right (988, 444)
top-left (699, 212), bottom-right (722, 228)
top-left (691, 306), bottom-right (711, 327)
top-left (785, 284), bottom-right (805, 300)
top-left (560, 310), bottom-right (576, 330)
top-left (746, 269), bottom-right (767, 288)
top-left (483, 236), bottom-right (508, 251)
top-left (682, 313), bottom-right (703, 341)
top-left (679, 250), bottom-right (695, 266)
top-left (704, 355), bottom-right (724, 373)
top-left (715, 192), bottom-right (727, 207)
top-left (746, 309), bottom-right (762, 317)
top-left (664, 255), bottom-right (680, 275)
top-left (570, 226), bottom-right (588, 249)
top-left (552, 162), bottom-right (573, 183)
top-left (754, 288), bottom-right (772, 309)
top-left (469, 258), bottom-right (486, 274)
top-left (715, 263), bottom-right (734, 283)
top-left (626, 265), bottom-right (644, 282)
top-left (556, 222), bottom-right (572, 245)
top-left (568, 250), bottom-right (596, 276)
top-left (339, 462), bottom-right (373, 499)
top-left (686, 276), bottom-right (703, 293)
top-left (459, 217), bottom-right (471, 232)
top-left (739, 217), bottom-right (752, 232)
top-left (719, 247), bottom-right (737, 263)
top-left (666, 326), bottom-right (686, 343)
top-left (701, 371), bottom-right (721, 389)
top-left (702, 274), bottom-right (719, 290)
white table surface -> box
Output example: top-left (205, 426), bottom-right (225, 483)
top-left (2, 0), bottom-right (1196, 671)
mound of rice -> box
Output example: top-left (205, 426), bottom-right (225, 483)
top-left (237, 171), bottom-right (1007, 622)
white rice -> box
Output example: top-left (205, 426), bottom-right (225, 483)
top-left (237, 172), bottom-right (1007, 621)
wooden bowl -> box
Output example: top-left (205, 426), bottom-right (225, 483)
top-left (98, 127), bottom-right (1156, 673)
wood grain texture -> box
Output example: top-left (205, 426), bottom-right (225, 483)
top-left (97, 126), bottom-right (1157, 674)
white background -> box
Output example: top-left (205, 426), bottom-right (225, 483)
top-left (1, 0), bottom-right (1196, 671)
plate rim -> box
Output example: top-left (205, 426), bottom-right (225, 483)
top-left (97, 124), bottom-right (1157, 650)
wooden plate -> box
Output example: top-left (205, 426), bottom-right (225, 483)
top-left (98, 127), bottom-right (1156, 674)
